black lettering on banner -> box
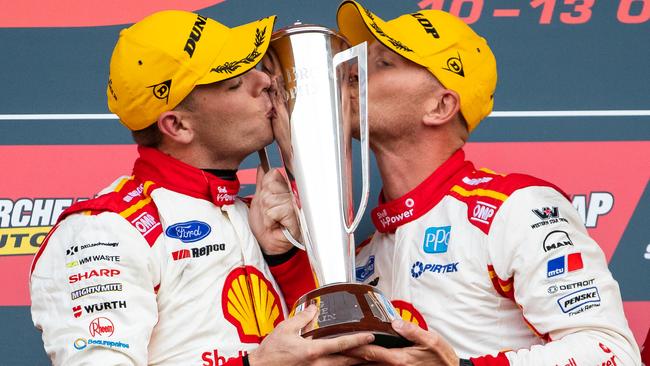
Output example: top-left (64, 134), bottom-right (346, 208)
top-left (184, 15), bottom-right (208, 57)
top-left (411, 13), bottom-right (440, 38)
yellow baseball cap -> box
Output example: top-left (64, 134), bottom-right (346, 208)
top-left (337, 1), bottom-right (496, 132)
top-left (107, 10), bottom-right (276, 131)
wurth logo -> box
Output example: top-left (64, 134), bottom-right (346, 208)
top-left (73, 306), bottom-right (82, 318)
top-left (72, 301), bottom-right (127, 318)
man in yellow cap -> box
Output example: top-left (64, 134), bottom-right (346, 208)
top-left (333, 1), bottom-right (641, 365)
top-left (30, 10), bottom-right (372, 365)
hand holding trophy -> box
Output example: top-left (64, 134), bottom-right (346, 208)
top-left (261, 23), bottom-right (410, 347)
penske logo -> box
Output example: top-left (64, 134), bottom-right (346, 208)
top-left (221, 266), bottom-right (284, 343)
top-left (391, 300), bottom-right (428, 330)
top-left (0, 197), bottom-right (87, 256)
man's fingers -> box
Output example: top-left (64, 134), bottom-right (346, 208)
top-left (254, 165), bottom-right (265, 196)
top-left (312, 332), bottom-right (375, 355)
top-left (392, 319), bottom-right (437, 349)
top-left (312, 354), bottom-right (367, 366)
top-left (344, 344), bottom-right (399, 363)
top-left (282, 304), bottom-right (318, 333)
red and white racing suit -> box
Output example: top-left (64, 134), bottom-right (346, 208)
top-left (30, 146), bottom-right (312, 366)
top-left (354, 149), bottom-right (640, 365)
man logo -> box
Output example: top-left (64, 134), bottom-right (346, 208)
top-left (148, 79), bottom-right (172, 104)
top-left (443, 52), bottom-right (464, 77)
top-left (423, 226), bottom-right (450, 254)
top-left (543, 230), bottom-right (574, 252)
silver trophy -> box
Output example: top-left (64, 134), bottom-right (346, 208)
top-left (261, 23), bottom-right (409, 347)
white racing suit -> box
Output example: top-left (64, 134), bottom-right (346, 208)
top-left (355, 149), bottom-right (641, 365)
top-left (30, 146), bottom-right (312, 366)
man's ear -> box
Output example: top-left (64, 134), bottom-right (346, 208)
top-left (157, 111), bottom-right (193, 144)
top-left (422, 89), bottom-right (461, 127)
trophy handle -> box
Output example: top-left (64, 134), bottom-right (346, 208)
top-left (332, 42), bottom-right (370, 234)
top-left (257, 148), bottom-right (307, 251)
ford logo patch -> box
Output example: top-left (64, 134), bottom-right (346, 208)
top-left (165, 221), bottom-right (211, 243)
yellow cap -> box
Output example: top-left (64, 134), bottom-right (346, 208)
top-left (337, 1), bottom-right (496, 132)
top-left (107, 10), bottom-right (276, 131)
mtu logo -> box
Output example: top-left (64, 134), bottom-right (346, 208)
top-left (355, 256), bottom-right (375, 282)
top-left (423, 226), bottom-right (450, 254)
top-left (547, 252), bottom-right (583, 278)
top-left (165, 221), bottom-right (211, 243)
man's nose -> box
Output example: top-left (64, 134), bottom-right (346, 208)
top-left (250, 68), bottom-right (272, 96)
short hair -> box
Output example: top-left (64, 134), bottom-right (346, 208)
top-left (129, 92), bottom-right (197, 147)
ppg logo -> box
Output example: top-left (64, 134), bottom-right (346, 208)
top-left (423, 226), bottom-right (450, 254)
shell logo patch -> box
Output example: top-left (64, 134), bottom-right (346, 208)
top-left (391, 299), bottom-right (428, 330)
top-left (222, 266), bottom-right (284, 343)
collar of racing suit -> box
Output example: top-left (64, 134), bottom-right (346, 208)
top-left (132, 146), bottom-right (240, 206)
top-left (371, 148), bottom-right (474, 233)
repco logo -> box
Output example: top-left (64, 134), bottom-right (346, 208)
top-left (184, 14), bottom-right (208, 58)
top-left (411, 13), bottom-right (440, 38)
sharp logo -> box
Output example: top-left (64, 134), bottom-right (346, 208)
top-left (411, 12), bottom-right (440, 38)
top-left (0, 198), bottom-right (87, 256)
top-left (543, 231), bottom-right (574, 252)
top-left (184, 14), bottom-right (208, 58)
top-left (69, 269), bottom-right (120, 284)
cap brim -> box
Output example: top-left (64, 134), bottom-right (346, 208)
top-left (196, 15), bottom-right (276, 84)
top-left (337, 1), bottom-right (423, 63)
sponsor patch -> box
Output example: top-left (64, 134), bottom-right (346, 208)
top-left (69, 269), bottom-right (120, 284)
top-left (71, 283), bottom-right (122, 300)
top-left (73, 301), bottom-right (127, 318)
top-left (89, 317), bottom-right (114, 337)
top-left (547, 278), bottom-right (595, 294)
top-left (171, 243), bottom-right (226, 260)
top-left (74, 338), bottom-right (130, 351)
top-left (355, 255), bottom-right (375, 282)
top-left (530, 206), bottom-right (569, 229)
top-left (543, 230), bottom-right (574, 252)
top-left (165, 220), bottom-right (211, 243)
top-left (547, 252), bottom-right (583, 278)
top-left (470, 201), bottom-right (496, 225)
top-left (410, 261), bottom-right (459, 278)
top-left (557, 286), bottom-right (601, 314)
top-left (422, 226), bottom-right (450, 254)
top-left (66, 254), bottom-right (120, 268)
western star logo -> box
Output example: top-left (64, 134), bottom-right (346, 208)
top-left (89, 317), bottom-right (114, 337)
top-left (71, 283), bottom-right (122, 300)
top-left (66, 254), bottom-right (120, 268)
top-left (557, 286), bottom-right (601, 315)
top-left (69, 269), bottom-right (120, 284)
top-left (184, 14), bottom-right (207, 58)
top-left (543, 230), bottom-right (574, 252)
top-left (411, 12), bottom-right (440, 38)
top-left (72, 301), bottom-right (127, 318)
top-left (171, 243), bottom-right (226, 261)
top-left (531, 206), bottom-right (568, 229)
top-left (410, 261), bottom-right (459, 278)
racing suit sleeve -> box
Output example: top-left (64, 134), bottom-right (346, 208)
top-left (267, 247), bottom-right (317, 310)
top-left (30, 212), bottom-right (161, 366)
top-left (479, 186), bottom-right (640, 365)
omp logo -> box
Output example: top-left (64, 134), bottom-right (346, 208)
top-left (571, 192), bottom-right (614, 228)
top-left (165, 221), bottom-right (211, 243)
top-left (543, 231), bottom-right (574, 252)
top-left (422, 226), bottom-right (450, 254)
top-left (130, 212), bottom-right (160, 236)
top-left (0, 198), bottom-right (87, 255)
top-left (222, 266), bottom-right (284, 343)
top-left (89, 317), bottom-right (114, 337)
top-left (391, 300), bottom-right (428, 330)
top-left (410, 12), bottom-right (440, 38)
top-left (471, 201), bottom-right (495, 224)
top-left (184, 14), bottom-right (208, 57)
top-left (171, 243), bottom-right (226, 261)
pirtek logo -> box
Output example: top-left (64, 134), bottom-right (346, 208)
top-left (184, 14), bottom-right (207, 58)
top-left (411, 13), bottom-right (440, 38)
